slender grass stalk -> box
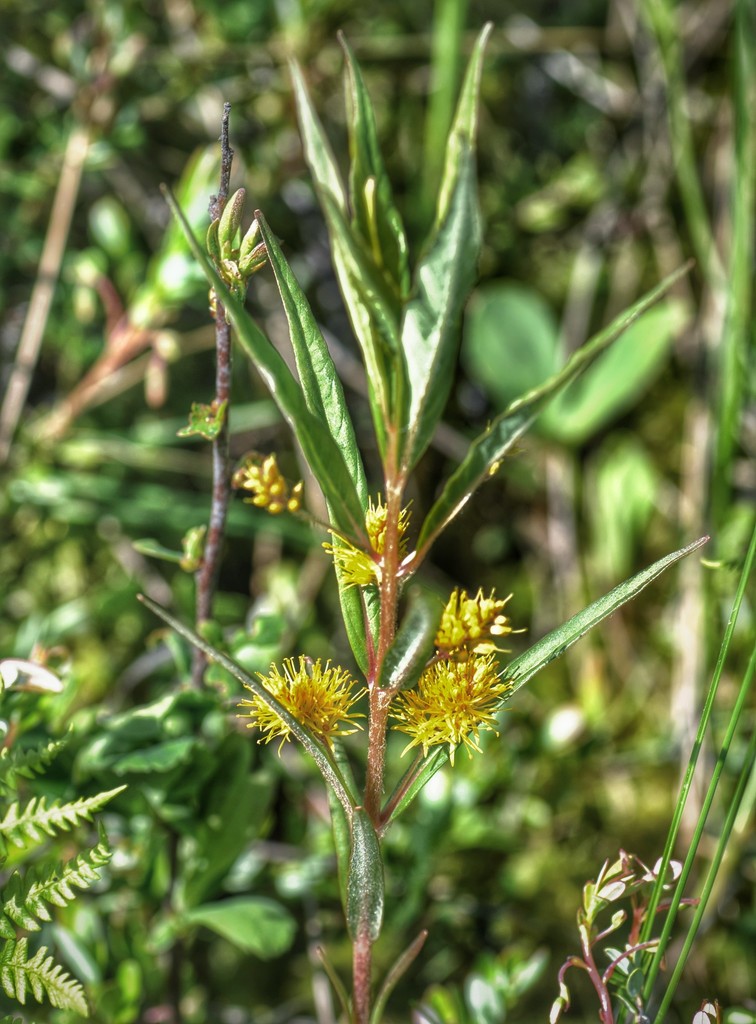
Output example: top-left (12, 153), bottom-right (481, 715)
top-left (652, 644), bottom-right (756, 1023)
top-left (712, 0), bottom-right (756, 530)
top-left (640, 519), bottom-right (756, 1004)
top-left (640, 0), bottom-right (722, 284)
top-left (192, 103), bottom-right (234, 688)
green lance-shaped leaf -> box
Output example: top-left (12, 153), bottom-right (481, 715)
top-left (289, 60), bottom-right (347, 214)
top-left (400, 25), bottom-right (489, 472)
top-left (253, 212), bottom-right (380, 669)
top-left (416, 261), bottom-right (693, 555)
top-left (161, 187), bottom-right (365, 541)
top-left (378, 587), bottom-right (444, 692)
top-left (341, 33), bottom-right (410, 298)
top-left (383, 536), bottom-right (708, 824)
top-left (255, 212), bottom-right (368, 504)
top-left (347, 808), bottom-right (384, 942)
top-left (504, 535), bottom-right (709, 693)
top-left (327, 742), bottom-right (355, 914)
top-left (291, 62), bottom-right (402, 457)
top-left (137, 595), bottom-right (358, 818)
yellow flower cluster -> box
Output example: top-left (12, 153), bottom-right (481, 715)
top-left (435, 588), bottom-right (514, 656)
top-left (233, 453), bottom-right (303, 514)
top-left (391, 653), bottom-right (511, 764)
top-left (323, 496), bottom-right (411, 587)
top-left (238, 657), bottom-right (364, 751)
top-left (391, 587), bottom-right (516, 763)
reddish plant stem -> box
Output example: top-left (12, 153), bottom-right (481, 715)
top-left (192, 103), bottom-right (234, 688)
top-left (363, 437), bottom-right (404, 822)
top-left (352, 929), bottom-right (372, 1024)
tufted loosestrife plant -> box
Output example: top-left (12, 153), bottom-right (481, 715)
top-left (140, 25), bottom-right (707, 1024)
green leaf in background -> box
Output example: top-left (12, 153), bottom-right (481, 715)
top-left (463, 282), bottom-right (560, 409)
top-left (539, 300), bottom-right (687, 444)
top-left (378, 588), bottom-right (444, 692)
top-left (464, 285), bottom-right (687, 447)
top-left (347, 809), bottom-right (384, 942)
top-left (131, 147), bottom-right (220, 328)
top-left (184, 897), bottom-right (296, 958)
top-left (400, 25), bottom-right (488, 472)
top-left (587, 434), bottom-right (659, 581)
top-left (162, 187), bottom-right (366, 541)
top-left (341, 34), bottom-right (410, 299)
top-left (416, 263), bottom-right (692, 554)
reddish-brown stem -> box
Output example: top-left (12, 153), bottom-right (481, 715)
top-left (352, 929), bottom-right (372, 1024)
top-left (363, 434), bottom-right (405, 822)
top-left (192, 103), bottom-right (234, 688)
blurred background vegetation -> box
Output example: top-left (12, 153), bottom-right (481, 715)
top-left (0, 0), bottom-right (753, 1022)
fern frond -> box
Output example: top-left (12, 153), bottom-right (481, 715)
top-left (0, 787), bottom-right (126, 854)
top-left (0, 738), bottom-right (69, 795)
top-left (0, 938), bottom-right (87, 1015)
top-left (0, 828), bottom-right (113, 939)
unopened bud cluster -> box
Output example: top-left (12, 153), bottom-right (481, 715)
top-left (233, 453), bottom-right (303, 515)
top-left (206, 188), bottom-right (267, 317)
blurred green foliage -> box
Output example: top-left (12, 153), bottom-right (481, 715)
top-left (1, 0), bottom-right (753, 1022)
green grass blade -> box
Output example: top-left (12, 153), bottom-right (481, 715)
top-left (651, 643), bottom-right (756, 1024)
top-left (137, 594), bottom-right (358, 818)
top-left (161, 186), bottom-right (365, 540)
top-left (712, 0), bottom-right (756, 529)
top-left (641, 518), bottom-right (756, 1005)
top-left (416, 261), bottom-right (693, 554)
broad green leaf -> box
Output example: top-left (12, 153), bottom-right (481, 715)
top-left (138, 595), bottom-right (358, 818)
top-left (540, 301), bottom-right (687, 444)
top-left (161, 187), bottom-right (365, 540)
top-left (341, 34), bottom-right (410, 297)
top-left (463, 282), bottom-right (560, 409)
top-left (384, 536), bottom-right (707, 823)
top-left (379, 588), bottom-right (444, 692)
top-left (588, 435), bottom-right (659, 581)
top-left (184, 897), bottom-right (296, 958)
top-left (179, 735), bottom-right (274, 908)
top-left (416, 262), bottom-right (693, 554)
top-left (347, 809), bottom-right (384, 942)
top-left (255, 212), bottom-right (368, 505)
top-left (401, 27), bottom-right (488, 471)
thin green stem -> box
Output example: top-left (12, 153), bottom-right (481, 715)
top-left (651, 643), bottom-right (756, 1023)
top-left (640, 519), bottom-right (756, 999)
